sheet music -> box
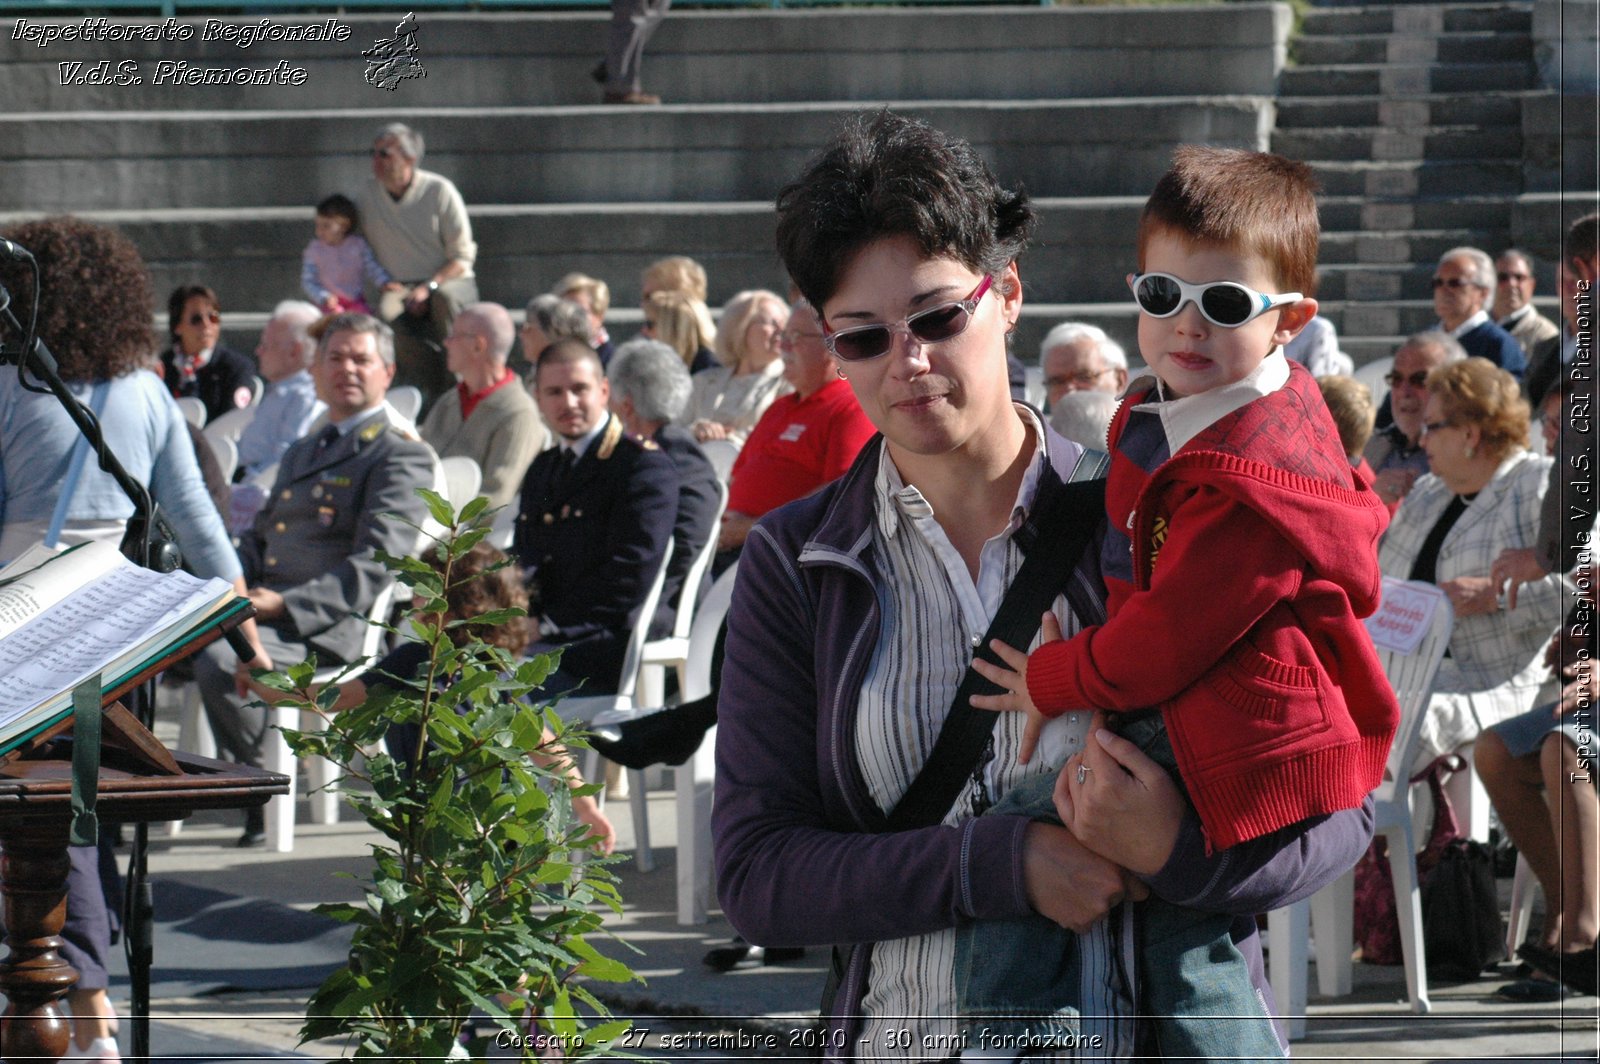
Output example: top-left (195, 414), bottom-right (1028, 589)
top-left (0, 562), bottom-right (228, 728)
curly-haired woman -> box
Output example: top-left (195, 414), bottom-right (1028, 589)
top-left (0, 217), bottom-right (267, 1061)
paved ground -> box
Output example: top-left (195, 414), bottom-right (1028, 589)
top-left (104, 774), bottom-right (1597, 1063)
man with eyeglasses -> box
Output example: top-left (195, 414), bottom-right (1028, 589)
top-left (1431, 246), bottom-right (1526, 379)
top-left (1493, 249), bottom-right (1561, 358)
top-left (355, 122), bottom-right (478, 406)
top-left (1038, 322), bottom-right (1128, 407)
top-left (1362, 330), bottom-right (1467, 511)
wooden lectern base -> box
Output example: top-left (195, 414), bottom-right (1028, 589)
top-left (0, 702), bottom-right (287, 1063)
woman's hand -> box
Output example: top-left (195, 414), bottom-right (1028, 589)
top-left (970, 611), bottom-right (1061, 764)
top-left (1437, 575), bottom-right (1500, 617)
top-left (1054, 713), bottom-right (1186, 875)
top-left (1021, 820), bottom-right (1147, 934)
top-left (692, 419), bottom-right (729, 442)
top-left (571, 795), bottom-right (617, 855)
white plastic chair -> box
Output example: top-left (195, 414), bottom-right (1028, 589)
top-left (1268, 578), bottom-right (1454, 1037)
top-left (488, 503), bottom-right (517, 550)
top-left (699, 438), bottom-right (739, 483)
top-left (265, 581), bottom-right (399, 851)
top-left (551, 541), bottom-right (674, 872)
top-left (170, 581), bottom-right (397, 849)
top-left (635, 479), bottom-right (728, 711)
top-left (208, 434), bottom-right (238, 484)
top-left (1506, 854), bottom-right (1539, 959)
top-left (388, 385), bottom-right (423, 423)
top-left (176, 396), bottom-right (207, 429)
top-left (203, 404), bottom-right (256, 446)
top-left (672, 562), bottom-right (735, 923)
top-left (439, 455), bottom-right (482, 512)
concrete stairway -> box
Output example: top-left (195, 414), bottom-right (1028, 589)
top-left (1273, 1), bottom-right (1540, 364)
top-left (0, 4), bottom-right (1292, 362)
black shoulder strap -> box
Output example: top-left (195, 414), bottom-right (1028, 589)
top-left (886, 449), bottom-right (1108, 831)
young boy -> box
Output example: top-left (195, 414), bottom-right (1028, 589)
top-left (957, 147), bottom-right (1397, 1059)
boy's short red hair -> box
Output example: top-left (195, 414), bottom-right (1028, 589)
top-left (1136, 146), bottom-right (1320, 296)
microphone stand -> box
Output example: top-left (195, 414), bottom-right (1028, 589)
top-left (1, 285), bottom-right (180, 1064)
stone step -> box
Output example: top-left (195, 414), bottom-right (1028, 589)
top-left (1311, 158), bottom-right (1522, 197)
top-left (0, 96), bottom-right (1273, 212)
top-left (1301, 4), bottom-right (1532, 37)
top-left (1275, 92), bottom-right (1525, 130)
top-left (0, 6), bottom-right (1288, 111)
top-left (1314, 195), bottom-right (1516, 234)
top-left (1293, 31), bottom-right (1531, 67)
top-left (1342, 335), bottom-right (1408, 366)
top-left (1318, 227), bottom-right (1513, 266)
top-left (9, 196), bottom-right (1151, 314)
top-left (1278, 60), bottom-right (1536, 96)
top-left (1273, 125), bottom-right (1522, 163)
top-left (31, 192), bottom-right (1538, 316)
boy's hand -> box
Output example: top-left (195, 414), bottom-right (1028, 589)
top-left (971, 611), bottom-right (1062, 764)
top-left (1054, 713), bottom-right (1186, 875)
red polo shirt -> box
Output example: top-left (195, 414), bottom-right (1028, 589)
top-left (727, 377), bottom-right (876, 518)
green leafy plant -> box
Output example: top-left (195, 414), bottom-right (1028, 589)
top-left (255, 490), bottom-right (638, 1060)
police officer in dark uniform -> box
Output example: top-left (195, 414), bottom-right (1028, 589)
top-left (196, 313), bottom-right (435, 845)
top-left (515, 338), bottom-right (677, 694)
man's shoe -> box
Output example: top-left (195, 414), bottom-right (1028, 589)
top-left (603, 90), bottom-right (660, 105)
top-left (588, 706), bottom-right (711, 771)
top-left (237, 806), bottom-right (266, 848)
top-left (1494, 977), bottom-right (1566, 1002)
top-left (1518, 944), bottom-right (1598, 997)
top-left (590, 61), bottom-right (608, 85)
top-left (702, 936), bottom-right (806, 972)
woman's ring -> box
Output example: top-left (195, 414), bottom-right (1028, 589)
top-left (1076, 764), bottom-right (1090, 785)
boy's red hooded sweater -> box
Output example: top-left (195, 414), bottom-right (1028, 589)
top-left (1028, 359), bottom-right (1399, 850)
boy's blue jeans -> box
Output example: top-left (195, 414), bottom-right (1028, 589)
top-left (954, 714), bottom-right (1285, 1061)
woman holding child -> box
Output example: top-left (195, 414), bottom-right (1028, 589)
top-left (712, 114), bottom-right (1376, 1060)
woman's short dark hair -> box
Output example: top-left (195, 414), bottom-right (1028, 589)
top-left (0, 216), bottom-right (155, 383)
top-left (775, 110), bottom-right (1035, 311)
top-left (423, 541), bottom-right (531, 653)
top-left (167, 283), bottom-right (219, 341)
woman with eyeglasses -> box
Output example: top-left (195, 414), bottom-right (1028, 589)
top-left (1378, 357), bottom-right (1573, 773)
top-left (159, 283), bottom-right (257, 423)
top-left (680, 289), bottom-right (792, 447)
top-left (712, 112), bottom-right (1371, 1060)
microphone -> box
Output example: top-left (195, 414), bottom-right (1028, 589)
top-left (0, 239), bottom-right (33, 262)
top-left (224, 624), bottom-right (260, 665)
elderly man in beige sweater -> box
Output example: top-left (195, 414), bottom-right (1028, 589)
top-left (420, 302), bottom-right (546, 511)
top-left (357, 122), bottom-right (478, 406)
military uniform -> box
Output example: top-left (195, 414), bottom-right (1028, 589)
top-left (514, 413), bottom-right (677, 692)
top-left (198, 405), bottom-right (436, 767)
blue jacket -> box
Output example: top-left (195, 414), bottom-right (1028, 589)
top-left (713, 424), bottom-right (1375, 1057)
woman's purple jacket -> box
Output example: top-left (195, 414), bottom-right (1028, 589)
top-left (713, 427), bottom-right (1376, 1056)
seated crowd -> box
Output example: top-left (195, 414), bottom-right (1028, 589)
top-left (0, 117), bottom-right (1593, 1062)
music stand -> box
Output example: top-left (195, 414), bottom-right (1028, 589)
top-left (0, 611), bottom-right (288, 1064)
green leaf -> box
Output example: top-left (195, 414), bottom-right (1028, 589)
top-left (417, 486), bottom-right (456, 529)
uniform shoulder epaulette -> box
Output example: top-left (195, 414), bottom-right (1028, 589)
top-left (595, 415), bottom-right (625, 460)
